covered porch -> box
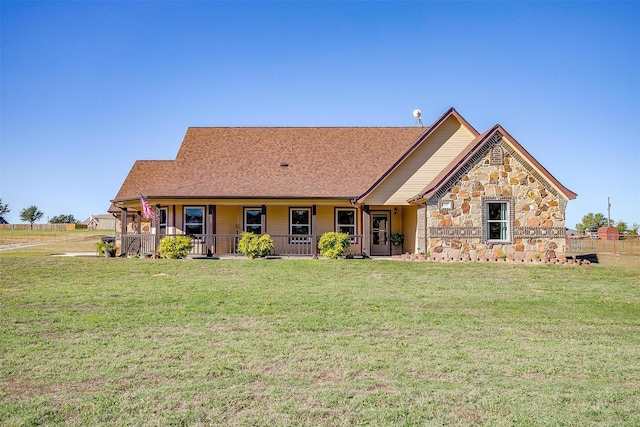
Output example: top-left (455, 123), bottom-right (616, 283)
top-left (114, 200), bottom-right (418, 258)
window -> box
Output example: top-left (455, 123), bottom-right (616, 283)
top-left (486, 201), bottom-right (509, 241)
top-left (244, 208), bottom-right (262, 234)
top-left (184, 207), bottom-right (204, 236)
top-left (290, 208), bottom-right (311, 242)
top-left (336, 208), bottom-right (356, 236)
top-left (159, 208), bottom-right (168, 235)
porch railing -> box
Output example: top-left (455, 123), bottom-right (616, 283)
top-left (122, 234), bottom-right (156, 256)
top-left (120, 233), bottom-right (364, 257)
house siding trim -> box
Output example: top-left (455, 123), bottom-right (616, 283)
top-left (355, 108), bottom-right (478, 204)
top-left (414, 127), bottom-right (576, 204)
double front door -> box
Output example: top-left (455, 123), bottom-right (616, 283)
top-left (371, 211), bottom-right (390, 256)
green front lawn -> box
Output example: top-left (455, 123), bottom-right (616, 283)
top-left (1, 254), bottom-right (638, 426)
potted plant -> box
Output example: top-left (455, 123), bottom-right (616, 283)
top-left (390, 232), bottom-right (404, 246)
top-left (96, 241), bottom-right (117, 257)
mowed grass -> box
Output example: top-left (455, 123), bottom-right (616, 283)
top-left (1, 251), bottom-right (639, 426)
top-left (0, 229), bottom-right (111, 253)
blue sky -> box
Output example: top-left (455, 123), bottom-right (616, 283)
top-left (1, 1), bottom-right (639, 229)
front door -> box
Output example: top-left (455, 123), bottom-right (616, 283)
top-left (371, 211), bottom-right (390, 256)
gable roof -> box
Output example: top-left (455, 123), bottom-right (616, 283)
top-left (112, 127), bottom-right (428, 202)
top-left (411, 124), bottom-right (577, 202)
top-left (82, 214), bottom-right (116, 224)
top-left (112, 108), bottom-right (576, 207)
top-left (355, 107), bottom-right (479, 203)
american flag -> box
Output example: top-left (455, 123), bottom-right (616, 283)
top-left (140, 194), bottom-right (158, 222)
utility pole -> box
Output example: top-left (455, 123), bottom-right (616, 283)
top-left (607, 197), bottom-right (611, 227)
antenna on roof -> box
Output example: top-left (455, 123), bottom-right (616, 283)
top-left (413, 109), bottom-right (423, 127)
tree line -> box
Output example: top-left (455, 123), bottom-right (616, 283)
top-left (575, 212), bottom-right (639, 235)
top-left (0, 199), bottom-right (79, 229)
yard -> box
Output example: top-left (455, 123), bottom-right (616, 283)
top-left (1, 235), bottom-right (639, 426)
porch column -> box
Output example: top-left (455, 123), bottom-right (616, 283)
top-left (417, 203), bottom-right (426, 255)
top-left (136, 211), bottom-right (142, 234)
top-left (312, 205), bottom-right (317, 258)
top-left (120, 207), bottom-right (128, 256)
top-left (261, 205), bottom-right (266, 233)
top-left (362, 205), bottom-right (370, 258)
top-left (206, 205), bottom-right (215, 256)
top-left (154, 204), bottom-right (161, 254)
top-left (172, 205), bottom-right (176, 235)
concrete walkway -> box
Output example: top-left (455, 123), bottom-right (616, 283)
top-left (0, 243), bottom-right (46, 252)
top-left (52, 252), bottom-right (99, 257)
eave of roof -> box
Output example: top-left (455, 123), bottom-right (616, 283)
top-left (354, 107), bottom-right (479, 204)
top-left (410, 125), bottom-right (578, 202)
top-left (497, 125), bottom-right (577, 199)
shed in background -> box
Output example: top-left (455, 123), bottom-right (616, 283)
top-left (83, 214), bottom-right (116, 231)
top-left (597, 226), bottom-right (619, 241)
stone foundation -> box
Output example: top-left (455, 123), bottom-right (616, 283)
top-left (392, 254), bottom-right (589, 265)
top-left (427, 237), bottom-right (566, 261)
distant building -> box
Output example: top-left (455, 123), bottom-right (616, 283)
top-left (0, 216), bottom-right (8, 225)
top-left (83, 214), bottom-right (116, 231)
top-left (597, 226), bottom-right (619, 241)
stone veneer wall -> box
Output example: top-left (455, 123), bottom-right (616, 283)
top-left (426, 139), bottom-right (567, 261)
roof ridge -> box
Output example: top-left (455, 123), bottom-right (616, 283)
top-left (185, 126), bottom-right (428, 129)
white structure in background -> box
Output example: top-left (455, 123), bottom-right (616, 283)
top-left (83, 214), bottom-right (116, 230)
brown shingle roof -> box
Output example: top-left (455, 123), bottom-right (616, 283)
top-left (113, 127), bottom-right (428, 202)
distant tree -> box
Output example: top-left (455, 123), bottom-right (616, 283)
top-left (631, 223), bottom-right (640, 235)
top-left (576, 212), bottom-right (609, 234)
top-left (20, 205), bottom-right (44, 229)
top-left (616, 221), bottom-right (628, 234)
top-left (0, 198), bottom-right (9, 216)
top-left (49, 214), bottom-right (79, 224)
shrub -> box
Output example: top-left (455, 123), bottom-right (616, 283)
top-left (318, 232), bottom-right (351, 259)
top-left (158, 236), bottom-right (193, 259)
top-left (237, 232), bottom-right (274, 259)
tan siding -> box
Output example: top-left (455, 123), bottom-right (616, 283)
top-left (216, 206), bottom-right (242, 234)
top-left (174, 206), bottom-right (183, 234)
top-left (266, 205), bottom-right (290, 235)
top-left (390, 207), bottom-right (403, 236)
top-left (316, 206), bottom-right (335, 235)
top-left (403, 205), bottom-right (418, 253)
top-left (365, 116), bottom-right (476, 205)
